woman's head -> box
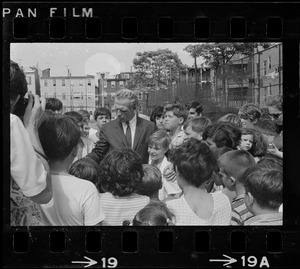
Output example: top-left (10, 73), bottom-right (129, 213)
top-left (150, 106), bottom-right (165, 130)
top-left (238, 103), bottom-right (261, 128)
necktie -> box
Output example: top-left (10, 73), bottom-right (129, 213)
top-left (126, 121), bottom-right (132, 148)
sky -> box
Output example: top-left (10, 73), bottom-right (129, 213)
top-left (11, 43), bottom-right (202, 79)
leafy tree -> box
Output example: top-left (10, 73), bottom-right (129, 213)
top-left (127, 49), bottom-right (184, 91)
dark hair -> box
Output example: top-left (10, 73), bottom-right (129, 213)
top-left (186, 101), bottom-right (203, 114)
top-left (257, 154), bottom-right (283, 171)
top-left (99, 148), bottom-right (143, 196)
top-left (64, 111), bottom-right (83, 124)
top-left (150, 106), bottom-right (164, 123)
top-left (10, 60), bottom-right (28, 112)
top-left (94, 107), bottom-right (112, 121)
top-left (183, 116), bottom-right (212, 133)
top-left (170, 138), bottom-right (217, 188)
top-left (136, 164), bottom-right (162, 197)
top-left (77, 109), bottom-right (91, 121)
top-left (218, 150), bottom-right (256, 183)
top-left (255, 118), bottom-right (277, 136)
top-left (124, 200), bottom-right (175, 226)
top-left (244, 166), bottom-right (282, 209)
top-left (45, 98), bottom-right (63, 112)
top-left (248, 128), bottom-right (268, 158)
top-left (38, 115), bottom-right (81, 161)
top-left (69, 157), bottom-right (100, 187)
top-left (205, 122), bottom-right (242, 149)
top-left (164, 103), bottom-right (188, 123)
top-left (238, 103), bottom-right (261, 122)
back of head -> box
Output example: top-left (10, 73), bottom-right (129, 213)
top-left (38, 114), bottom-right (81, 161)
top-left (69, 157), bottom-right (100, 186)
top-left (10, 60), bottom-right (28, 112)
top-left (94, 107), bottom-right (112, 121)
top-left (99, 148), bottom-right (143, 196)
top-left (150, 106), bottom-right (164, 123)
top-left (77, 109), bottom-right (91, 121)
top-left (183, 116), bottom-right (212, 133)
top-left (164, 103), bottom-right (188, 123)
top-left (238, 103), bottom-right (261, 122)
top-left (257, 154), bottom-right (283, 171)
top-left (45, 98), bottom-right (63, 113)
top-left (206, 122), bottom-right (242, 149)
top-left (218, 150), bottom-right (256, 183)
top-left (148, 129), bottom-right (171, 150)
top-left (218, 113), bottom-right (242, 128)
top-left (136, 164), bottom-right (162, 197)
top-left (170, 138), bottom-right (217, 187)
top-left (115, 89), bottom-right (139, 110)
top-left (244, 166), bottom-right (283, 210)
top-left (132, 200), bottom-right (175, 226)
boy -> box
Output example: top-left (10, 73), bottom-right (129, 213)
top-left (218, 150), bottom-right (256, 225)
top-left (38, 115), bottom-right (105, 225)
top-left (163, 104), bottom-right (188, 150)
top-left (243, 166), bottom-right (283, 225)
top-left (183, 116), bottom-right (212, 141)
top-left (136, 164), bottom-right (163, 200)
top-left (90, 107), bottom-right (112, 143)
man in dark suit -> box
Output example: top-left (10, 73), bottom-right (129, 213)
top-left (87, 89), bottom-right (156, 164)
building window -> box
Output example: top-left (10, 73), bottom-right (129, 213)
top-left (53, 79), bottom-right (56, 86)
top-left (73, 92), bottom-right (81, 99)
top-left (62, 79), bottom-right (65, 86)
top-left (44, 80), bottom-right (48, 87)
top-left (137, 92), bottom-right (143, 100)
top-left (268, 56), bottom-right (272, 69)
top-left (119, 81), bottom-right (124, 88)
top-left (139, 105), bottom-right (143, 113)
top-left (263, 60), bottom-right (267, 75)
top-left (79, 80), bottom-right (83, 86)
top-left (104, 80), bottom-right (107, 88)
top-left (111, 81), bottom-right (115, 88)
top-left (88, 78), bottom-right (91, 86)
top-left (62, 93), bottom-right (66, 100)
top-left (26, 76), bottom-right (32, 85)
top-left (124, 73), bottom-right (130, 79)
top-left (111, 93), bottom-right (115, 100)
top-left (269, 83), bottom-right (272, 96)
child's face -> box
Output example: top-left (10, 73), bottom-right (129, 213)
top-left (155, 115), bottom-right (165, 130)
top-left (239, 134), bottom-right (253, 151)
top-left (163, 111), bottom-right (181, 132)
top-left (96, 114), bottom-right (111, 129)
top-left (218, 167), bottom-right (234, 191)
top-left (184, 125), bottom-right (202, 141)
top-left (148, 143), bottom-right (167, 163)
top-left (81, 123), bottom-right (90, 138)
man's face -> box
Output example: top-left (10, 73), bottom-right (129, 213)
top-left (96, 115), bottom-right (110, 129)
top-left (114, 99), bottom-right (135, 123)
top-left (163, 111), bottom-right (181, 132)
top-left (188, 108), bottom-right (201, 119)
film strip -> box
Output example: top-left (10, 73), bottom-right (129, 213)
top-left (3, 1), bottom-right (300, 268)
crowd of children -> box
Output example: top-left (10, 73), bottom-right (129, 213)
top-left (10, 60), bottom-right (283, 227)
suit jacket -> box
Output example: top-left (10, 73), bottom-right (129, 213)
top-left (87, 116), bottom-right (156, 164)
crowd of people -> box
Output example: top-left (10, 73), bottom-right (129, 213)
top-left (10, 60), bottom-right (283, 227)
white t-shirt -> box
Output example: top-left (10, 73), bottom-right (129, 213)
top-left (10, 113), bottom-right (47, 197)
top-left (40, 172), bottom-right (105, 226)
top-left (166, 192), bottom-right (231, 225)
top-left (99, 192), bottom-right (149, 226)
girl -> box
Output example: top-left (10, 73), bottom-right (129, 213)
top-left (238, 128), bottom-right (254, 151)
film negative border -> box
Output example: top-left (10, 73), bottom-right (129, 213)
top-left (3, 1), bottom-right (300, 268)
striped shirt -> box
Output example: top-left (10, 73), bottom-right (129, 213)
top-left (244, 212), bottom-right (283, 226)
top-left (166, 192), bottom-right (231, 225)
top-left (231, 194), bottom-right (253, 225)
top-left (99, 192), bottom-right (150, 226)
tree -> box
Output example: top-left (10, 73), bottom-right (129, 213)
top-left (127, 49), bottom-right (184, 92)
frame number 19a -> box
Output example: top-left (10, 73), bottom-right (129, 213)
top-left (241, 256), bottom-right (270, 267)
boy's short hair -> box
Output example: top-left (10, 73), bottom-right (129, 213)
top-left (148, 130), bottom-right (171, 151)
top-left (266, 95), bottom-right (283, 111)
top-left (69, 157), bottom-right (100, 187)
top-left (10, 60), bottom-right (27, 105)
top-left (94, 107), bottom-right (112, 121)
top-left (170, 138), bottom-right (217, 188)
top-left (183, 116), bottom-right (212, 133)
top-left (164, 103), bottom-right (188, 123)
top-left (99, 148), bottom-right (143, 196)
top-left (206, 122), bottom-right (242, 149)
top-left (136, 164), bottom-right (162, 197)
top-left (218, 113), bottom-right (242, 128)
top-left (77, 109), bottom-right (91, 121)
top-left (38, 115), bottom-right (81, 161)
top-left (115, 89), bottom-right (139, 110)
top-left (238, 103), bottom-right (261, 122)
top-left (218, 150), bottom-right (256, 183)
top-left (45, 98), bottom-right (63, 112)
top-left (64, 111), bottom-right (83, 124)
top-left (257, 154), bottom-right (283, 171)
top-left (244, 166), bottom-right (283, 209)
top-left (186, 101), bottom-right (203, 114)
